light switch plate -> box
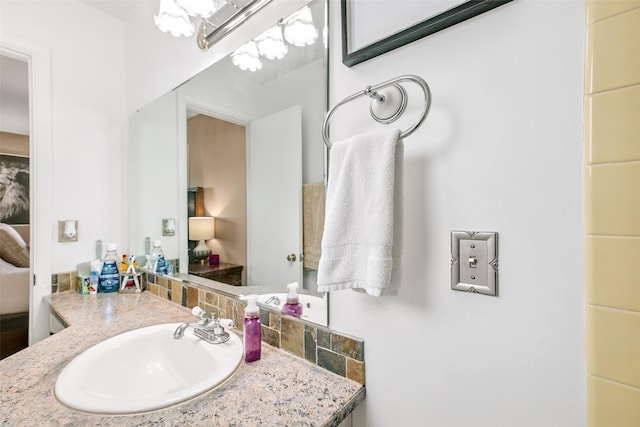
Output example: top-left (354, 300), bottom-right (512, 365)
top-left (451, 231), bottom-right (498, 296)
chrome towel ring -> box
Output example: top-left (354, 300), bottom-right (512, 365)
top-left (322, 74), bottom-right (432, 148)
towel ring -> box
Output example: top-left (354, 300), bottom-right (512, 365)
top-left (322, 74), bottom-right (432, 148)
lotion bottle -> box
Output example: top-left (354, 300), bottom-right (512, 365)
top-left (282, 282), bottom-right (303, 318)
top-left (243, 295), bottom-right (261, 362)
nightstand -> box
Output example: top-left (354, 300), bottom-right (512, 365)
top-left (188, 263), bottom-right (243, 286)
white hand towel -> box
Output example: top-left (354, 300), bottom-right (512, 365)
top-left (317, 128), bottom-right (403, 297)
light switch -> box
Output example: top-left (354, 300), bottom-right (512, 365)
top-left (451, 231), bottom-right (498, 296)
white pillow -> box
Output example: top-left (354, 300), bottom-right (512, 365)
top-left (0, 223), bottom-right (29, 268)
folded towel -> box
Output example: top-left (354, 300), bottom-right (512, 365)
top-left (303, 182), bottom-right (325, 270)
top-left (317, 129), bottom-right (403, 296)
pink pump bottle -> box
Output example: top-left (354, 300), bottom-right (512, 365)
top-left (243, 295), bottom-right (261, 362)
top-left (282, 282), bottom-right (303, 318)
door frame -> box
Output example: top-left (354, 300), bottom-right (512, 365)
top-left (177, 95), bottom-right (250, 273)
top-left (0, 36), bottom-right (53, 344)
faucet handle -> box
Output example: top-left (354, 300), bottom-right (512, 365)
top-left (218, 319), bottom-right (234, 330)
top-left (191, 306), bottom-right (207, 321)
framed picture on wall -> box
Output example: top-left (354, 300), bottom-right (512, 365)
top-left (341, 0), bottom-right (513, 67)
top-left (0, 154), bottom-right (29, 225)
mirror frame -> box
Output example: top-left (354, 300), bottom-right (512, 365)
top-left (341, 0), bottom-right (513, 67)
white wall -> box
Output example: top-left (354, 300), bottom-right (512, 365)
top-left (328, 1), bottom-right (585, 426)
top-left (0, 1), bottom-right (126, 271)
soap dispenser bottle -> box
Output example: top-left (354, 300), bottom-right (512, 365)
top-left (282, 282), bottom-right (303, 318)
top-left (243, 295), bottom-right (261, 362)
top-left (98, 243), bottom-right (120, 293)
top-left (150, 240), bottom-right (167, 275)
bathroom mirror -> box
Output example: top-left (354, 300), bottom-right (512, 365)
top-left (128, 0), bottom-right (328, 326)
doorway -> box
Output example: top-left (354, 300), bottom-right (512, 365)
top-left (0, 54), bottom-right (30, 358)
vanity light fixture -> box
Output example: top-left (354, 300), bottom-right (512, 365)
top-left (230, 5), bottom-right (318, 72)
top-left (189, 216), bottom-right (216, 263)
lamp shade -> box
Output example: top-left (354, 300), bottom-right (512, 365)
top-left (255, 25), bottom-right (288, 60)
top-left (231, 41), bottom-right (263, 72)
top-left (154, 0), bottom-right (194, 37)
top-left (189, 216), bottom-right (215, 241)
top-left (283, 6), bottom-right (318, 47)
top-left (176, 0), bottom-right (217, 18)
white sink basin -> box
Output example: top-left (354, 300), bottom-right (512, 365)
top-left (55, 323), bottom-right (243, 414)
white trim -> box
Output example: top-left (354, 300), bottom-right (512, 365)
top-left (1, 35), bottom-right (53, 344)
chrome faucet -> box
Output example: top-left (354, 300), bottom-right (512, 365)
top-left (173, 306), bottom-right (235, 344)
top-left (173, 306), bottom-right (208, 339)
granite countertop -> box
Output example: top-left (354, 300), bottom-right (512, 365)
top-left (0, 292), bottom-right (364, 426)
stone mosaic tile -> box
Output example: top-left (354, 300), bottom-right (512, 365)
top-left (205, 290), bottom-right (217, 306)
top-left (262, 325), bottom-right (281, 348)
top-left (304, 324), bottom-right (317, 364)
top-left (259, 309), bottom-right (270, 326)
top-left (331, 334), bottom-right (364, 362)
top-left (347, 358), bottom-right (365, 385)
top-left (225, 297), bottom-right (233, 319)
top-left (281, 317), bottom-right (304, 358)
top-left (58, 273), bottom-right (71, 293)
top-left (269, 312), bottom-right (281, 330)
top-left (318, 347), bottom-right (346, 377)
top-left (171, 281), bottom-right (182, 305)
top-left (317, 328), bottom-right (331, 349)
top-left (157, 276), bottom-right (168, 289)
top-left (186, 286), bottom-right (198, 307)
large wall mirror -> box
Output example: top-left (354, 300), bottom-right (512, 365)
top-left (129, 0), bottom-right (328, 326)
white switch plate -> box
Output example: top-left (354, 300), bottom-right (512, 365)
top-left (451, 231), bottom-right (498, 296)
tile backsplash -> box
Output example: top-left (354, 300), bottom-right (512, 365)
top-left (53, 267), bottom-right (365, 385)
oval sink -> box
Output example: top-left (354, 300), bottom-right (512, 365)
top-left (55, 323), bottom-right (242, 414)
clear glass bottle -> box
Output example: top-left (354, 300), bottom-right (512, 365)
top-left (243, 295), bottom-right (261, 362)
top-left (98, 243), bottom-right (120, 293)
top-left (150, 239), bottom-right (167, 275)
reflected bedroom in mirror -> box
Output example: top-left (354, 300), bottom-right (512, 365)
top-left (129, 0), bottom-right (329, 326)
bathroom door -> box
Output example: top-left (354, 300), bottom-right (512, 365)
top-left (247, 106), bottom-right (302, 286)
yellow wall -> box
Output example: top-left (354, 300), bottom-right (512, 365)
top-left (585, 2), bottom-right (640, 425)
top-left (187, 114), bottom-right (247, 281)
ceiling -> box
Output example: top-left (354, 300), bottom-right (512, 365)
top-left (76, 0), bottom-right (150, 21)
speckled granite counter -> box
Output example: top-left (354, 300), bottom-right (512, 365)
top-left (0, 292), bottom-right (364, 426)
